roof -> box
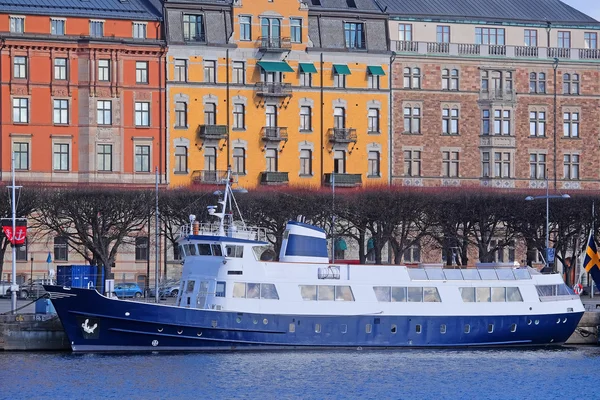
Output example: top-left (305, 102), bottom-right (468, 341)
top-left (376, 0), bottom-right (600, 25)
top-left (307, 0), bottom-right (383, 13)
top-left (0, 0), bottom-right (163, 21)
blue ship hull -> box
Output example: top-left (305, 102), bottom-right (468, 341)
top-left (46, 286), bottom-right (584, 352)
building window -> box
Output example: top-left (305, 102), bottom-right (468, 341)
top-left (334, 72), bottom-right (346, 88)
top-left (585, 32), bottom-right (598, 49)
top-left (133, 22), bottom-right (147, 39)
top-left (53, 99), bottom-right (69, 125)
top-left (404, 150), bottom-right (421, 177)
top-left (563, 112), bottom-right (579, 138)
top-left (368, 108), bottom-right (379, 133)
top-left (494, 152), bottom-right (511, 178)
top-left (442, 151), bottom-right (459, 177)
top-left (266, 148), bottom-right (278, 172)
top-left (136, 61), bottom-right (148, 84)
top-left (300, 149), bottom-right (312, 176)
top-left (54, 236), bottom-right (68, 261)
top-left (482, 152), bottom-right (490, 177)
top-left (300, 106), bottom-right (312, 131)
top-left (204, 147), bottom-right (217, 173)
top-left (89, 20), bottom-right (104, 37)
top-left (563, 73), bottom-right (579, 95)
top-left (135, 102), bottom-right (150, 127)
top-left (300, 71), bottom-right (312, 87)
top-left (442, 108), bottom-right (459, 135)
top-left (13, 56), bottom-right (26, 79)
top-left (403, 106), bottom-right (421, 134)
top-left (10, 16), bottom-right (24, 33)
top-left (333, 107), bottom-right (345, 129)
top-left (529, 72), bottom-right (546, 93)
top-left (174, 146), bottom-right (188, 173)
top-left (529, 154), bottom-right (546, 180)
top-left (239, 16), bottom-right (251, 41)
top-left (233, 147), bottom-right (245, 174)
top-left (403, 67), bottom-right (421, 89)
top-left (368, 151), bottom-right (380, 177)
top-left (558, 31), bottom-right (571, 48)
top-left (12, 98), bottom-right (28, 123)
top-left (436, 25), bottom-right (450, 43)
top-left (183, 15), bottom-right (205, 42)
top-left (53, 143), bottom-right (69, 171)
top-left (204, 103), bottom-right (216, 125)
top-left (233, 104), bottom-right (245, 130)
top-left (529, 111), bottom-right (546, 137)
top-left (97, 100), bottom-right (112, 125)
top-left (493, 110), bottom-right (511, 135)
top-left (261, 18), bottom-right (281, 42)
top-left (475, 27), bottom-right (505, 45)
top-left (13, 142), bottom-right (29, 170)
top-left (16, 239), bottom-right (27, 261)
top-left (482, 110), bottom-right (490, 135)
top-left (344, 22), bottom-right (365, 49)
top-left (174, 59), bottom-right (187, 82)
top-left (175, 102), bottom-right (187, 128)
top-left (398, 24), bottom-right (412, 41)
top-left (334, 150), bottom-right (346, 173)
top-left (98, 60), bottom-right (110, 81)
top-left (403, 243), bottom-right (421, 263)
top-left (135, 145), bottom-right (150, 172)
top-left (524, 29), bottom-right (537, 46)
top-left (135, 237), bottom-right (149, 261)
top-left (97, 144), bottom-right (113, 171)
top-left (54, 58), bottom-right (67, 80)
top-left (368, 72), bottom-right (380, 89)
top-left (266, 105), bottom-right (277, 127)
top-left (442, 69), bottom-right (458, 90)
top-left (50, 19), bottom-right (66, 35)
top-left (563, 154), bottom-right (579, 180)
top-left (290, 18), bottom-right (302, 43)
top-left (204, 60), bottom-right (216, 83)
top-left (232, 61), bottom-right (245, 84)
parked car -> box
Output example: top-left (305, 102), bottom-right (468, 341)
top-left (147, 280), bottom-right (180, 298)
top-left (24, 279), bottom-right (53, 298)
top-left (1, 281), bottom-right (28, 299)
top-left (114, 282), bottom-right (143, 298)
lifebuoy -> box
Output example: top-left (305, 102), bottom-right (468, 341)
top-left (573, 283), bottom-right (583, 295)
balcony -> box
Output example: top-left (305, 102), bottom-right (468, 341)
top-left (261, 127), bottom-right (288, 142)
top-left (479, 89), bottom-right (516, 102)
top-left (191, 170), bottom-right (228, 185)
top-left (197, 125), bottom-right (228, 140)
top-left (323, 173), bottom-right (362, 187)
top-left (328, 128), bottom-right (357, 144)
top-left (479, 135), bottom-right (516, 148)
top-left (254, 82), bottom-right (292, 98)
top-left (258, 36), bottom-right (292, 52)
top-left (260, 171), bottom-right (289, 185)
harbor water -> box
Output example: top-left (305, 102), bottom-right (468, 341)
top-left (1, 347), bottom-right (599, 399)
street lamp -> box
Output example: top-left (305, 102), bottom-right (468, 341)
top-left (525, 180), bottom-right (570, 272)
top-left (552, 57), bottom-right (559, 190)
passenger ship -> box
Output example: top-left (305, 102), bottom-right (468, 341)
top-left (45, 175), bottom-right (584, 352)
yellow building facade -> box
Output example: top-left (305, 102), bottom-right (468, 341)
top-left (165, 0), bottom-right (390, 188)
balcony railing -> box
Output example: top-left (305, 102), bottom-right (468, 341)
top-left (328, 128), bottom-right (357, 143)
top-left (396, 40), bottom-right (418, 52)
top-left (258, 36), bottom-right (292, 51)
top-left (261, 127), bottom-right (288, 142)
top-left (260, 171), bottom-right (289, 185)
top-left (254, 82), bottom-right (292, 98)
top-left (197, 125), bottom-right (228, 140)
top-left (323, 173), bottom-right (362, 187)
top-left (458, 43), bottom-right (480, 55)
top-left (427, 42), bottom-right (449, 54)
top-left (489, 45), bottom-right (506, 56)
top-left (191, 170), bottom-right (228, 185)
top-left (579, 48), bottom-right (600, 60)
top-left (515, 46), bottom-right (538, 57)
top-left (548, 47), bottom-right (571, 59)
top-left (479, 89), bottom-right (515, 102)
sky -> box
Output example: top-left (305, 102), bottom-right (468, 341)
top-left (562, 0), bottom-right (600, 21)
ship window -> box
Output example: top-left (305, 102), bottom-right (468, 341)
top-left (476, 287), bottom-right (491, 302)
top-left (300, 285), bottom-right (317, 301)
top-left (186, 280), bottom-right (195, 292)
top-left (289, 323), bottom-right (295, 333)
top-left (392, 287), bottom-right (407, 302)
top-left (408, 287), bottom-right (423, 302)
top-left (496, 269), bottom-right (515, 280)
top-left (415, 324), bottom-right (421, 334)
top-left (178, 245), bottom-right (186, 257)
top-left (423, 287), bottom-right (441, 302)
top-left (461, 269), bottom-right (481, 280)
top-left (391, 324), bottom-right (397, 334)
top-left (247, 283), bottom-right (260, 299)
top-left (216, 281), bottom-right (226, 297)
top-left (506, 287), bottom-right (523, 302)
top-left (440, 324), bottom-right (446, 334)
top-left (373, 286), bottom-right (391, 302)
top-left (460, 287), bottom-right (475, 302)
top-left (317, 285), bottom-right (334, 301)
top-left (510, 323), bottom-right (517, 332)
top-left (233, 282), bottom-right (246, 298)
top-left (407, 268), bottom-right (428, 280)
top-left (335, 286), bottom-right (354, 301)
top-left (197, 243), bottom-right (212, 255)
top-left (366, 323), bottom-right (372, 333)
top-left (425, 268), bottom-right (445, 280)
top-left (488, 324), bottom-right (494, 333)
top-left (478, 269), bottom-right (498, 280)
top-left (464, 324), bottom-right (470, 333)
top-left (443, 269), bottom-right (463, 280)
top-left (185, 244), bottom-right (197, 255)
top-left (491, 287), bottom-right (506, 302)
top-left (260, 283), bottom-right (279, 300)
top-left (341, 324), bottom-right (347, 333)
top-left (226, 245), bottom-right (244, 258)
top-left (211, 244), bottom-right (223, 256)
top-left (315, 323), bottom-right (321, 333)
top-left (513, 268), bottom-right (531, 280)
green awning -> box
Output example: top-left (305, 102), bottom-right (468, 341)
top-left (367, 65), bottom-right (385, 76)
top-left (299, 63), bottom-right (317, 73)
top-left (333, 64), bottom-right (351, 75)
top-left (335, 238), bottom-right (348, 251)
top-left (257, 61), bottom-right (294, 73)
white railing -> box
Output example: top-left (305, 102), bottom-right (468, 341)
top-left (395, 40), bottom-right (418, 52)
top-left (515, 46), bottom-right (538, 57)
top-left (489, 44), bottom-right (506, 56)
top-left (458, 43), bottom-right (480, 55)
top-left (579, 48), bottom-right (600, 60)
top-left (427, 42), bottom-right (449, 53)
top-left (548, 47), bottom-right (571, 59)
top-left (179, 223), bottom-right (267, 242)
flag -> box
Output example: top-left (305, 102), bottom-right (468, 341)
top-left (583, 231), bottom-right (600, 292)
top-left (1, 218), bottom-right (27, 246)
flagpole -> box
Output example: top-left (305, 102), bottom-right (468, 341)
top-left (592, 202), bottom-right (596, 298)
top-left (10, 153), bottom-right (17, 314)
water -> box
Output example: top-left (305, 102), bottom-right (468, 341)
top-left (1, 347), bottom-right (598, 399)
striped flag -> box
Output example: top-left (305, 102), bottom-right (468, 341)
top-left (583, 231), bottom-right (600, 291)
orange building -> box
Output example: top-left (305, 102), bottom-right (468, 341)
top-left (0, 0), bottom-right (166, 186)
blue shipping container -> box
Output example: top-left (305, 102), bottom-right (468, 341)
top-left (56, 265), bottom-right (104, 293)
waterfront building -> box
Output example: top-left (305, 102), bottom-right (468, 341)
top-left (165, 0), bottom-right (390, 189)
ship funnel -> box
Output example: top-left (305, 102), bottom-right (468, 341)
top-left (279, 221), bottom-right (329, 263)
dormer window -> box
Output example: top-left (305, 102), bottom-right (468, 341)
top-left (344, 22), bottom-right (365, 49)
top-left (10, 16), bottom-right (24, 33)
top-left (183, 15), bottom-right (205, 42)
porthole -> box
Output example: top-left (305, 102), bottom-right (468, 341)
top-left (415, 324), bottom-right (421, 334)
top-left (488, 324), bottom-right (494, 333)
top-left (556, 318), bottom-right (561, 324)
top-left (177, 329), bottom-right (183, 335)
top-left (236, 316), bottom-right (242, 323)
top-left (289, 323), bottom-right (295, 333)
top-left (527, 319), bottom-right (532, 325)
top-left (315, 323), bottom-right (321, 333)
top-left (464, 324), bottom-right (470, 334)
top-left (563, 318), bottom-right (568, 323)
top-left (440, 324), bottom-right (446, 334)
top-left (253, 319), bottom-right (258, 325)
top-left (157, 327), bottom-right (163, 332)
top-left (366, 323), bottom-right (372, 334)
top-left (197, 331), bottom-right (202, 337)
top-left (510, 323), bottom-right (517, 332)
top-left (341, 324), bottom-right (348, 334)
top-left (391, 324), bottom-right (397, 334)
top-left (534, 320), bottom-right (539, 325)
top-left (263, 318), bottom-right (268, 325)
